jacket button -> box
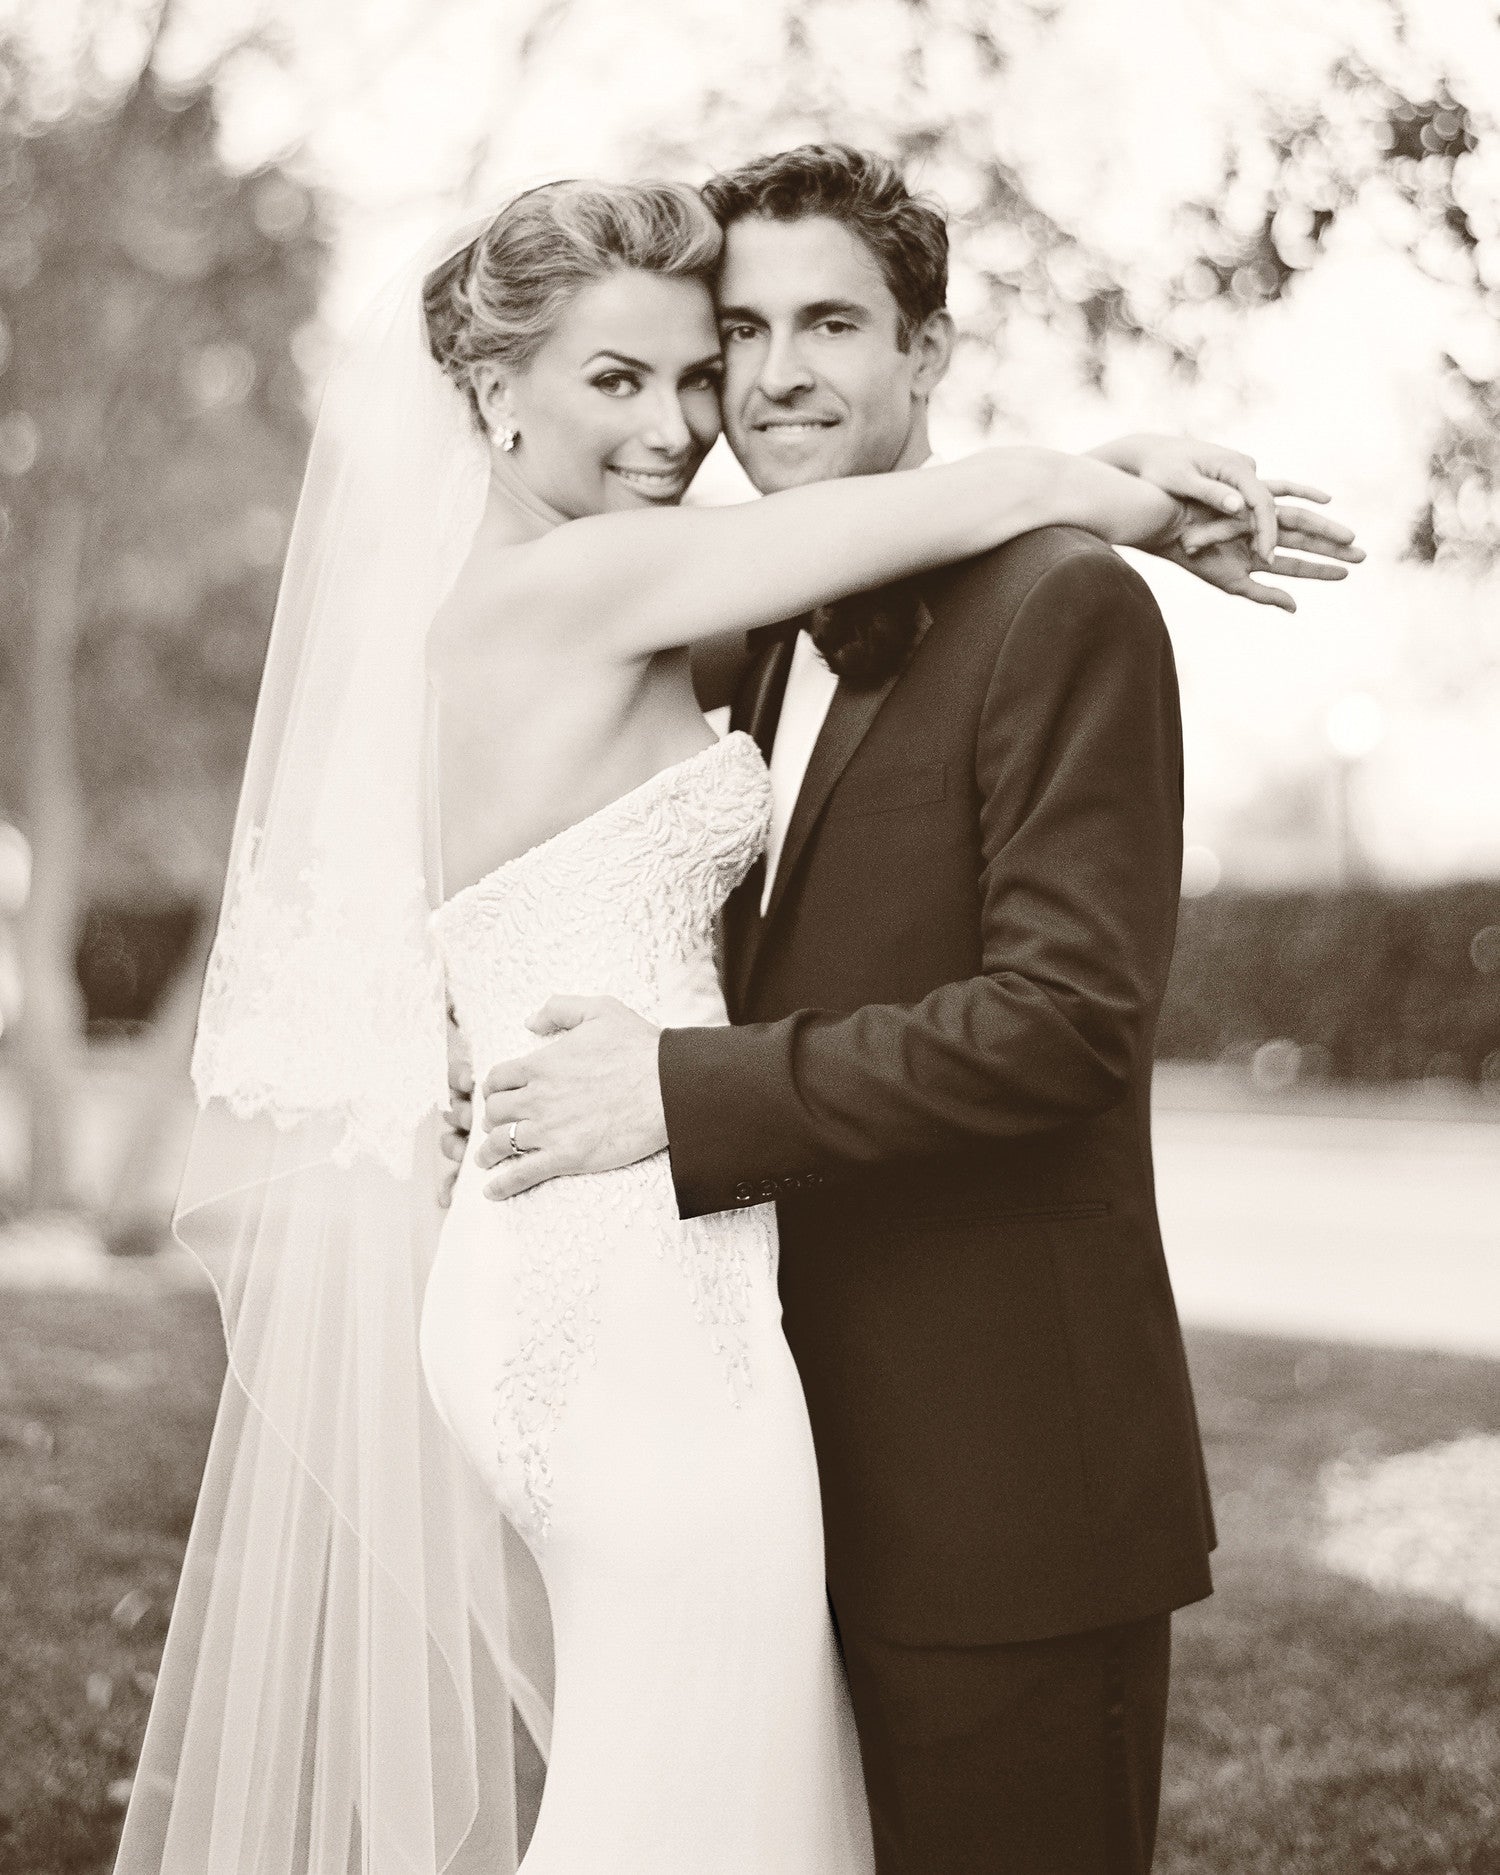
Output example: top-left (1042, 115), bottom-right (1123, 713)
top-left (757, 1179), bottom-right (778, 1201)
top-left (733, 1182), bottom-right (753, 1204)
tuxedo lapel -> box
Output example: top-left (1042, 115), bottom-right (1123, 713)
top-left (724, 623), bottom-right (798, 1016)
top-left (734, 621), bottom-right (800, 757)
top-left (740, 598), bottom-right (935, 999)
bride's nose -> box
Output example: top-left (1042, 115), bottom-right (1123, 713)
top-left (639, 389), bottom-right (693, 458)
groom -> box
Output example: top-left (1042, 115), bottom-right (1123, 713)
top-left (452, 146), bottom-right (1352, 1872)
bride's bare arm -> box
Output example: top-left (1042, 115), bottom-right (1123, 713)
top-left (501, 447), bottom-right (1182, 660)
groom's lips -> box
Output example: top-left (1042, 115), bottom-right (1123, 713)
top-left (751, 416), bottom-right (840, 440)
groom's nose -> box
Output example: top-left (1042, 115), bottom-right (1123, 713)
top-left (756, 329), bottom-right (817, 401)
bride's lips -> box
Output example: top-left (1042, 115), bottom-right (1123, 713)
top-left (607, 462), bottom-right (692, 502)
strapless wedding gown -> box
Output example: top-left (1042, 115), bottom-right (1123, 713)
top-left (421, 732), bottom-right (873, 1874)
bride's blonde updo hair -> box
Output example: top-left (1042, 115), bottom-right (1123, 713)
top-left (425, 180), bottom-right (723, 430)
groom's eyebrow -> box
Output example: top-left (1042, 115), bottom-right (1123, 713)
top-left (799, 299), bottom-right (868, 324)
top-left (716, 300), bottom-right (869, 328)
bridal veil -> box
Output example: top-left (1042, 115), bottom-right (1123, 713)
top-left (114, 214), bottom-right (553, 1874)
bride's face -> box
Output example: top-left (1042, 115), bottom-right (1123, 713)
top-left (479, 269), bottom-right (723, 517)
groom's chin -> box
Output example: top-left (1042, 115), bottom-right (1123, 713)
top-left (734, 437), bottom-right (848, 493)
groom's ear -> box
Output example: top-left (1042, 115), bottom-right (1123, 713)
top-left (909, 309), bottom-right (956, 400)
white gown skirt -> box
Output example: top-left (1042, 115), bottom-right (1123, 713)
top-left (419, 962), bottom-right (873, 1874)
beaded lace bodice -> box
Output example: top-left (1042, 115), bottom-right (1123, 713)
top-left (434, 732), bottom-right (769, 1071)
top-left (431, 731), bottom-right (776, 1534)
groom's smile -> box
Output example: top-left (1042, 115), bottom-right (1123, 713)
top-left (715, 212), bottom-right (953, 494)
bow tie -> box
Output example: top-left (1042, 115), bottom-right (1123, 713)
top-left (747, 597), bottom-right (870, 658)
top-left (748, 586), bottom-right (923, 691)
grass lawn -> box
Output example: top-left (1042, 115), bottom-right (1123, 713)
top-left (1, 1293), bottom-right (1497, 1875)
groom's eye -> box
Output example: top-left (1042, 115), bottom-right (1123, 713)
top-left (817, 318), bottom-right (856, 336)
top-left (720, 324), bottom-right (758, 344)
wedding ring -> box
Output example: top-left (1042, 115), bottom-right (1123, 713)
top-left (506, 1121), bottom-right (526, 1158)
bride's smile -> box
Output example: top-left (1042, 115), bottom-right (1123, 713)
top-left (469, 267), bottom-right (724, 517)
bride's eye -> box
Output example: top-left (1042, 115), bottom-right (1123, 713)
top-left (683, 367), bottom-right (724, 393)
top-left (592, 372), bottom-right (639, 397)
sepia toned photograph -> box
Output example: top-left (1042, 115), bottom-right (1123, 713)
top-left (0, 1), bottom-right (1496, 1871)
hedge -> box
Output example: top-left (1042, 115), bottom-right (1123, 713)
top-left (64, 882), bottom-right (1500, 1086)
top-left (1158, 882), bottom-right (1500, 1085)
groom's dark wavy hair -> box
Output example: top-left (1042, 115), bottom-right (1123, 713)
top-left (701, 146), bottom-right (949, 687)
top-left (699, 144), bottom-right (949, 350)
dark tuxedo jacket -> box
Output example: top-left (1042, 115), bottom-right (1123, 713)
top-left (660, 525), bottom-right (1216, 1648)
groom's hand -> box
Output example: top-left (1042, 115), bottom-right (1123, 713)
top-left (1163, 485), bottom-right (1365, 612)
top-left (1090, 432), bottom-right (1279, 561)
top-left (475, 995), bottom-right (667, 1200)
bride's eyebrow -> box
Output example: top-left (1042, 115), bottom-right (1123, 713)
top-left (584, 349), bottom-right (651, 371)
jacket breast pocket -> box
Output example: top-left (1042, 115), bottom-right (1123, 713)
top-left (829, 761), bottom-right (947, 819)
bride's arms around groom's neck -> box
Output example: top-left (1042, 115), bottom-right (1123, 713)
top-left (469, 448), bottom-right (1186, 665)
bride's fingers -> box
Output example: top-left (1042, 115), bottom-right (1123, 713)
top-left (1264, 480), bottom-right (1332, 503)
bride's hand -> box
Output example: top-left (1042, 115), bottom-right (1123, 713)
top-left (1158, 486), bottom-right (1365, 613)
top-left (1089, 433), bottom-right (1278, 561)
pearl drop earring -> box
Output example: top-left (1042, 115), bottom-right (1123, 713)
top-left (495, 420), bottom-right (518, 453)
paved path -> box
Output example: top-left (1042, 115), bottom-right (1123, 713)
top-left (3, 1062), bottom-right (1497, 1362)
top-left (1154, 1082), bottom-right (1500, 1359)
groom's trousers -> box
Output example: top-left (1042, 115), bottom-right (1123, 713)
top-left (836, 1609), bottom-right (1172, 1875)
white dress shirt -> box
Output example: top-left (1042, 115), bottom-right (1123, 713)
top-left (759, 629), bottom-right (840, 912)
top-left (759, 452), bottom-right (939, 913)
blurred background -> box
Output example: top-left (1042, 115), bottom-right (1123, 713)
top-left (0, 2), bottom-right (1496, 1870)
top-left (0, 0), bottom-right (1497, 1230)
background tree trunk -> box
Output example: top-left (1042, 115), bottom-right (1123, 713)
top-left (16, 486), bottom-right (88, 1209)
top-left (102, 913), bottom-right (214, 1246)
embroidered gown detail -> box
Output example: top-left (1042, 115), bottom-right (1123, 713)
top-left (420, 731), bottom-right (873, 1874)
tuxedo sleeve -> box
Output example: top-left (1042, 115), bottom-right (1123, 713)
top-left (659, 546), bottom-right (1185, 1220)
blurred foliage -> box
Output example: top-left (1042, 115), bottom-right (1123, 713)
top-left (636, 0), bottom-right (1500, 567)
top-left (1159, 882), bottom-right (1500, 1084)
top-left (0, 17), bottom-right (328, 901)
top-left (1178, 59), bottom-right (1500, 568)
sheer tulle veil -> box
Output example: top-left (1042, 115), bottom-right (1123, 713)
top-left (115, 212), bottom-right (554, 1874)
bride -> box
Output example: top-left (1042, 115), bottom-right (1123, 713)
top-left (116, 177), bottom-right (1332, 1874)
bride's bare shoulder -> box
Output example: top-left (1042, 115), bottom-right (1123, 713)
top-left (429, 525), bottom-right (552, 665)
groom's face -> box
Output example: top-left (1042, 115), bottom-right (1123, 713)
top-left (715, 214), bottom-right (948, 493)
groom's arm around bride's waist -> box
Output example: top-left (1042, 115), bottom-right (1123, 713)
top-left (660, 536), bottom-right (1184, 1222)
